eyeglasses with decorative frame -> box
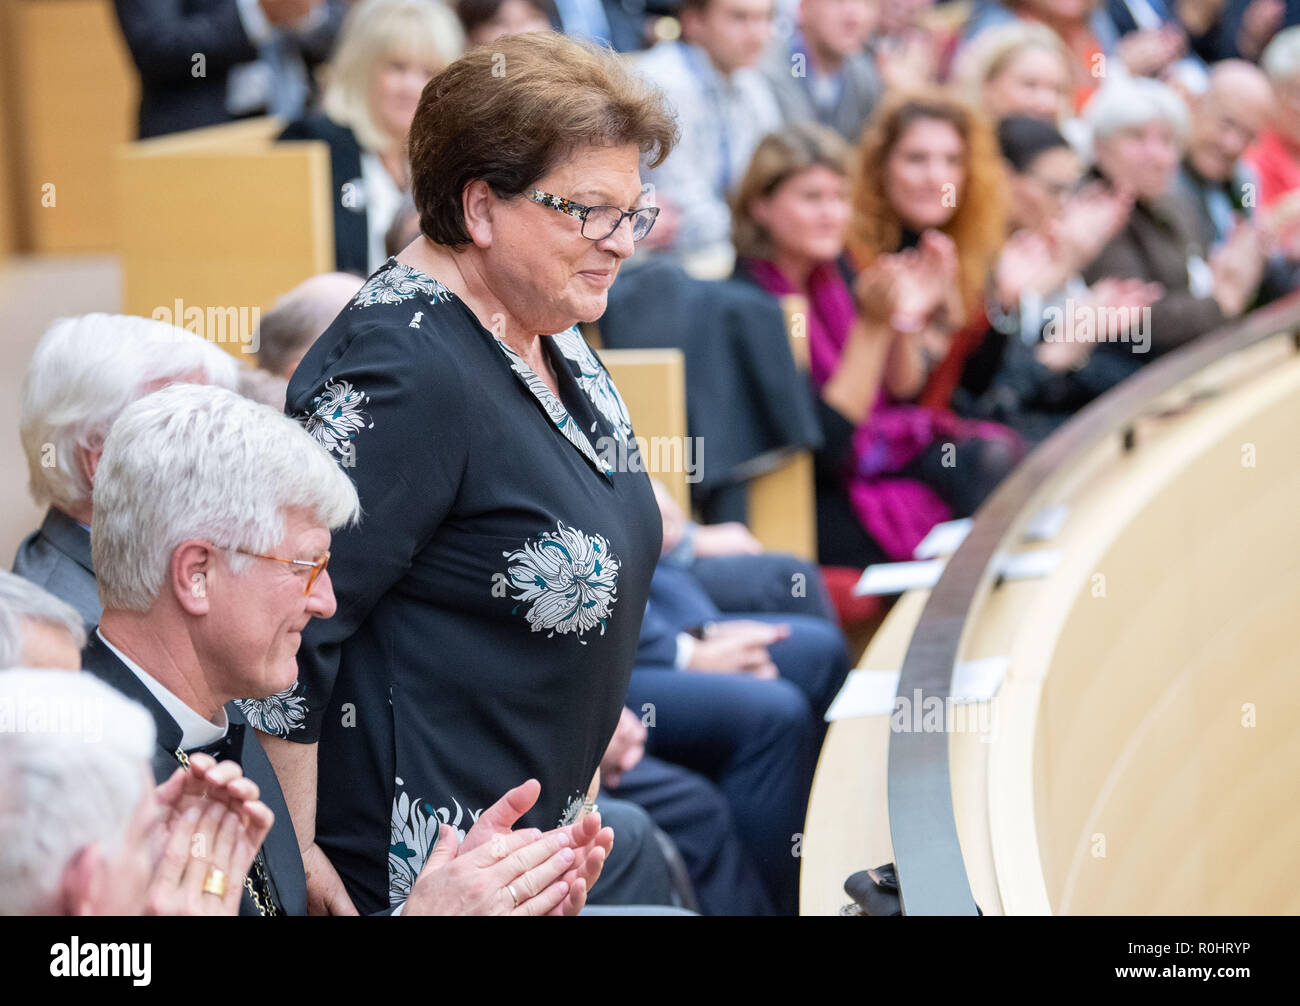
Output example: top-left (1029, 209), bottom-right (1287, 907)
top-left (526, 188), bottom-right (660, 241)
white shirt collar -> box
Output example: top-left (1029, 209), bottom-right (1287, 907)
top-left (96, 629), bottom-right (229, 750)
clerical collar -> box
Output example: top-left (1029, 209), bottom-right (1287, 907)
top-left (95, 629), bottom-right (229, 749)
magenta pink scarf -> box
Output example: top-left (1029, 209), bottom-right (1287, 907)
top-left (744, 257), bottom-right (955, 560)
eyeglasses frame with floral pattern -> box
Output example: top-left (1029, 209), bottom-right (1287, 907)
top-left (526, 188), bottom-right (660, 242)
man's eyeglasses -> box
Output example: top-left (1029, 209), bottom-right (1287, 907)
top-left (234, 549), bottom-right (330, 595)
top-left (527, 189), bottom-right (660, 242)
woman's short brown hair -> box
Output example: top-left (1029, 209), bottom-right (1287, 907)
top-left (730, 122), bottom-right (850, 261)
top-left (409, 32), bottom-right (679, 247)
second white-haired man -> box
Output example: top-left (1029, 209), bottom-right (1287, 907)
top-left (85, 383), bottom-right (604, 916)
top-left (13, 313), bottom-right (240, 629)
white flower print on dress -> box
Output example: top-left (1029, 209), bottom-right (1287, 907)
top-left (352, 259), bottom-right (453, 308)
top-left (558, 791), bottom-right (587, 827)
top-left (388, 778), bottom-right (482, 907)
top-left (501, 522), bottom-right (620, 641)
top-left (303, 378), bottom-right (373, 461)
top-left (234, 684), bottom-right (308, 736)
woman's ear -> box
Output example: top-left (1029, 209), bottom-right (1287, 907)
top-left (461, 179), bottom-right (496, 249)
top-left (171, 540), bottom-right (213, 616)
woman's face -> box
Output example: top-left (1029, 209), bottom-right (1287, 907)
top-left (1008, 145), bottom-right (1081, 231)
top-left (750, 164), bottom-right (849, 265)
top-left (1095, 119), bottom-right (1180, 201)
top-left (469, 0), bottom-right (552, 46)
top-left (369, 48), bottom-right (441, 144)
top-left (983, 46), bottom-right (1069, 122)
top-left (884, 117), bottom-right (966, 231)
top-left (482, 143), bottom-right (647, 333)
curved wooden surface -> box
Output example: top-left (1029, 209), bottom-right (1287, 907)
top-left (801, 297), bottom-right (1300, 915)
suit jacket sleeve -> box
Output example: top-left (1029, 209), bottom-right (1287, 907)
top-left (113, 0), bottom-right (259, 84)
top-left (636, 599), bottom-right (681, 668)
top-left (1082, 231), bottom-right (1225, 354)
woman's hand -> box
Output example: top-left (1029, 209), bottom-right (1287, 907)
top-left (403, 824), bottom-right (577, 916)
top-left (1052, 183), bottom-right (1134, 275)
top-left (1211, 222), bottom-right (1267, 317)
top-left (303, 842), bottom-right (359, 915)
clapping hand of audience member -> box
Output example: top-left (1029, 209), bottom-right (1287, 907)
top-left (1034, 277), bottom-right (1163, 372)
top-left (145, 753), bottom-right (275, 915)
top-left (1236, 0), bottom-right (1286, 61)
top-left (144, 791), bottom-right (269, 916)
top-left (686, 620), bottom-right (790, 680)
top-left (1211, 222), bottom-right (1268, 316)
top-left (1117, 25), bottom-right (1187, 79)
top-left (599, 707), bottom-right (648, 789)
top-left (1053, 183), bottom-right (1134, 275)
top-left (1259, 190), bottom-right (1300, 261)
top-left (444, 779), bottom-right (613, 916)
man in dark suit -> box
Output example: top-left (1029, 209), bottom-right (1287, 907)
top-left (112, 0), bottom-right (345, 139)
top-left (85, 382), bottom-right (618, 916)
top-left (12, 510), bottom-right (100, 634)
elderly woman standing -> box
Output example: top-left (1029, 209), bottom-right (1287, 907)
top-left (279, 0), bottom-right (465, 275)
top-left (246, 32), bottom-right (677, 915)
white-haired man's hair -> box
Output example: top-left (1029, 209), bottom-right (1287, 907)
top-left (0, 669), bottom-right (156, 914)
top-left (19, 313), bottom-right (241, 514)
top-left (92, 383), bottom-right (361, 612)
top-left (1261, 26), bottom-right (1300, 84)
top-left (0, 570), bottom-right (86, 669)
top-left (1084, 77), bottom-right (1190, 148)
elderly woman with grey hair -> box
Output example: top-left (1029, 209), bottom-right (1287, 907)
top-left (250, 31), bottom-right (679, 916)
top-left (1078, 76), bottom-right (1265, 379)
top-left (13, 314), bottom-right (239, 630)
top-left (0, 569), bottom-right (85, 671)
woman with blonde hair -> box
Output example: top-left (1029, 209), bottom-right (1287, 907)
top-left (279, 0), bottom-right (466, 275)
top-left (732, 122), bottom-right (1020, 567)
top-left (952, 19), bottom-right (1074, 124)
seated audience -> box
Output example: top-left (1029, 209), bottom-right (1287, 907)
top-left (0, 669), bottom-right (270, 915)
top-left (257, 272), bottom-right (365, 380)
top-left (1176, 59), bottom-right (1298, 302)
top-left (598, 705), bottom-right (776, 914)
top-left (952, 19), bottom-right (1075, 123)
top-left (1245, 28), bottom-right (1300, 223)
top-left (87, 383), bottom-right (609, 916)
top-left (0, 570), bottom-right (85, 671)
top-left (279, 0), bottom-right (464, 275)
top-left (13, 314), bottom-right (239, 629)
top-left (546, 0), bottom-right (653, 51)
top-left (761, 0), bottom-right (883, 142)
top-left (113, 0), bottom-right (346, 138)
top-left (636, 0), bottom-right (783, 273)
top-left (961, 115), bottom-right (1158, 438)
top-left (962, 0), bottom-right (1121, 111)
top-left (1080, 77), bottom-right (1265, 360)
top-left (732, 123), bottom-right (1022, 566)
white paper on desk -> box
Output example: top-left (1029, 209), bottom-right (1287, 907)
top-left (825, 657), bottom-right (1011, 721)
top-left (1024, 504), bottom-right (1068, 541)
top-left (852, 559), bottom-right (945, 596)
top-left (996, 549), bottom-right (1062, 581)
top-left (913, 519), bottom-right (972, 559)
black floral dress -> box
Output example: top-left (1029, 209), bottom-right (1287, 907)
top-left (235, 258), bottom-right (661, 913)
